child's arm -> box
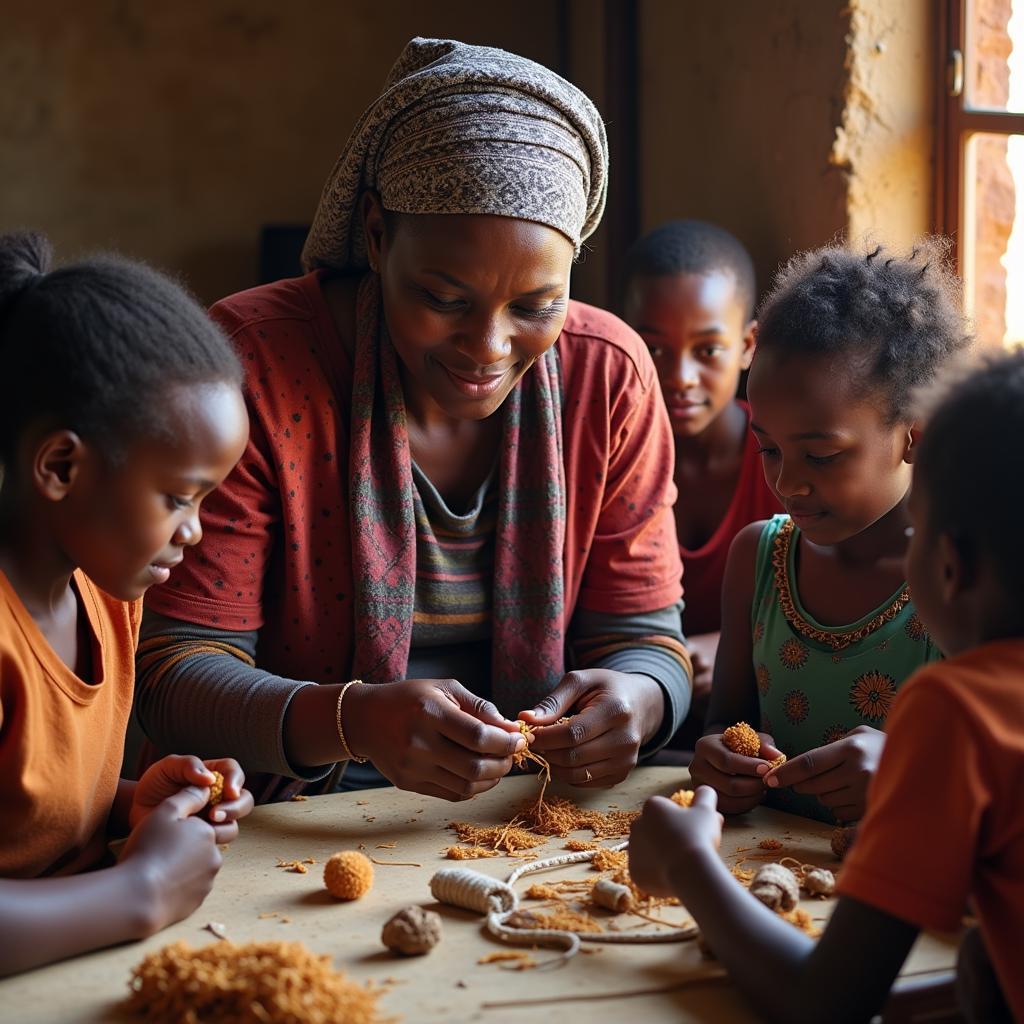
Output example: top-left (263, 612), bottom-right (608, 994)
top-left (0, 788), bottom-right (221, 977)
top-left (630, 790), bottom-right (920, 1024)
top-left (690, 523), bottom-right (782, 812)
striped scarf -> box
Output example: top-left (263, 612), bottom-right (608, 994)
top-left (349, 274), bottom-right (567, 713)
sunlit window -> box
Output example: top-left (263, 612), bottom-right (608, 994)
top-left (941, 0), bottom-right (1024, 347)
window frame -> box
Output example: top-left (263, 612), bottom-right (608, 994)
top-left (937, 0), bottom-right (1024, 341)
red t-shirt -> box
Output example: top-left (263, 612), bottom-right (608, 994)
top-left (678, 402), bottom-right (780, 636)
top-left (837, 641), bottom-right (1024, 1021)
top-left (147, 272), bottom-right (682, 685)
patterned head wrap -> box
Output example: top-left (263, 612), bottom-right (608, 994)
top-left (301, 37), bottom-right (608, 272)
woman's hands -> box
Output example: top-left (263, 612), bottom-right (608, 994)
top-left (130, 755), bottom-right (253, 842)
top-left (343, 679), bottom-right (526, 801)
top-left (761, 725), bottom-right (884, 821)
top-left (340, 670), bottom-right (665, 799)
top-left (628, 787), bottom-right (723, 898)
top-left (688, 730), bottom-right (784, 814)
top-left (520, 670), bottom-right (665, 787)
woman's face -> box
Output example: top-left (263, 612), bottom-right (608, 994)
top-left (365, 197), bottom-right (575, 421)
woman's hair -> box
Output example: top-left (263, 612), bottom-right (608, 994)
top-left (755, 240), bottom-right (972, 422)
top-left (915, 350), bottom-right (1024, 606)
top-left (0, 231), bottom-right (242, 466)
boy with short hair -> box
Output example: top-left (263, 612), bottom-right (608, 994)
top-left (622, 220), bottom-right (780, 723)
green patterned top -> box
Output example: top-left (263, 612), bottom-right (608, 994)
top-left (751, 515), bottom-right (941, 822)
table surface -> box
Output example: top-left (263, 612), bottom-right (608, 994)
top-left (0, 768), bottom-right (958, 1023)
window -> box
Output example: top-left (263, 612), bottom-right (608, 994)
top-left (939, 0), bottom-right (1024, 346)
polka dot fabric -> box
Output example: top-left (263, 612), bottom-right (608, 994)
top-left (147, 271), bottom-right (681, 726)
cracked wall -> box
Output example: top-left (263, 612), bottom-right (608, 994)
top-left (1, 4), bottom-right (953, 312)
top-left (831, 0), bottom-right (936, 253)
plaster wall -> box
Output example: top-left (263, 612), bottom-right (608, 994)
top-left (0, 3), bottom-right (559, 304)
top-left (638, 0), bottom-right (937, 302)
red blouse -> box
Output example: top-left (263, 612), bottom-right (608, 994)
top-left (147, 272), bottom-right (683, 685)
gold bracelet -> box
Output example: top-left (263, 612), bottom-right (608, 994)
top-left (335, 680), bottom-right (367, 763)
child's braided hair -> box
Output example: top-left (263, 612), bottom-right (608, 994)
top-left (0, 231), bottom-right (242, 467)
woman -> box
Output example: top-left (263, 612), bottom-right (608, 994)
top-left (137, 37), bottom-right (691, 802)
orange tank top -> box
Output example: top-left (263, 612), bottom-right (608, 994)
top-left (0, 570), bottom-right (141, 877)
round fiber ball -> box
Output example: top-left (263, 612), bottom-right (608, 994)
top-left (381, 906), bottom-right (442, 955)
top-left (722, 722), bottom-right (761, 758)
top-left (324, 851), bottom-right (374, 901)
top-left (207, 771), bottom-right (225, 807)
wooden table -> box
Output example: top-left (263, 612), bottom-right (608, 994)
top-left (0, 769), bottom-right (958, 1023)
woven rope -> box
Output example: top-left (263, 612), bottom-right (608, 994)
top-left (429, 840), bottom-right (697, 966)
top-left (430, 867), bottom-right (517, 915)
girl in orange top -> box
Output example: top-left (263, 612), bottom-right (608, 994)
top-left (0, 233), bottom-right (252, 975)
top-left (629, 352), bottom-right (1024, 1022)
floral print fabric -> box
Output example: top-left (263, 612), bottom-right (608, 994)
top-left (750, 515), bottom-right (941, 822)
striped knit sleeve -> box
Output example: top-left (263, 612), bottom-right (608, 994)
top-left (134, 610), bottom-right (332, 782)
top-left (568, 601), bottom-right (692, 756)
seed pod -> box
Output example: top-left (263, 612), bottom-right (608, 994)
top-left (207, 770), bottom-right (224, 807)
top-left (381, 906), bottom-right (442, 955)
top-left (323, 851), bottom-right (374, 900)
top-left (830, 826), bottom-right (857, 861)
top-left (803, 867), bottom-right (835, 897)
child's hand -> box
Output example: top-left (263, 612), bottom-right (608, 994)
top-left (629, 788), bottom-right (724, 898)
top-left (689, 731), bottom-right (784, 814)
top-left (119, 786), bottom-right (223, 935)
top-left (760, 725), bottom-right (883, 821)
top-left (130, 755), bottom-right (253, 842)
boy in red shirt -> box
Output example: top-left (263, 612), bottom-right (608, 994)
top-left (622, 221), bottom-right (780, 736)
